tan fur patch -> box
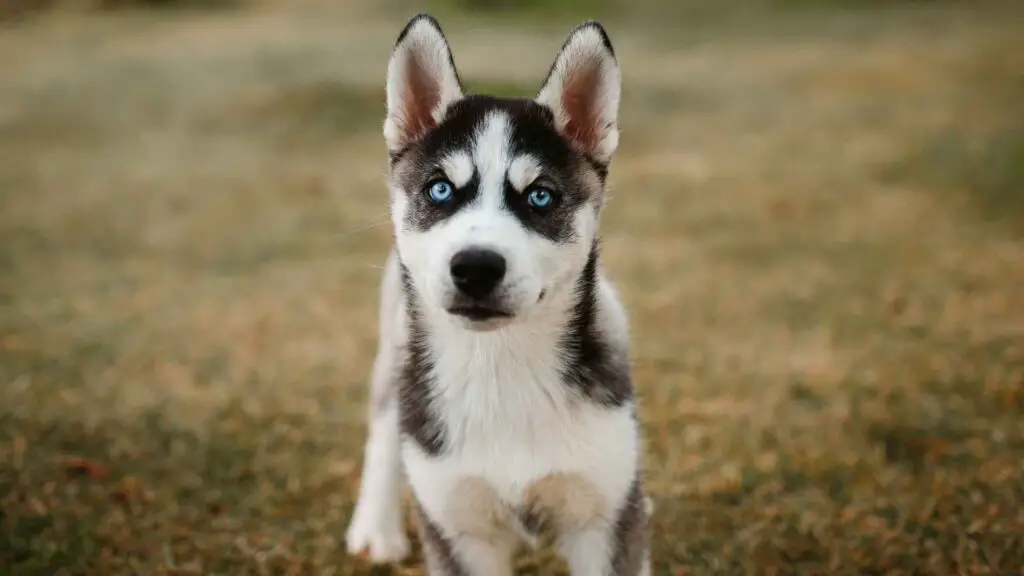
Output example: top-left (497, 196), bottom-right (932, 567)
top-left (522, 472), bottom-right (607, 533)
top-left (446, 476), bottom-right (516, 544)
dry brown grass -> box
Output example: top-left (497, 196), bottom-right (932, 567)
top-left (2, 1), bottom-right (1023, 574)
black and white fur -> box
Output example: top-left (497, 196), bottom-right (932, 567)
top-left (345, 14), bottom-right (650, 575)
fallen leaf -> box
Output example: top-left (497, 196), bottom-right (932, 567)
top-left (66, 458), bottom-right (108, 480)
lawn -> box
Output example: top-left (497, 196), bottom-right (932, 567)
top-left (1, 0), bottom-right (1023, 574)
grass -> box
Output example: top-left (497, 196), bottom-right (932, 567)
top-left (884, 127), bottom-right (1024, 232)
top-left (1, 1), bottom-right (1023, 574)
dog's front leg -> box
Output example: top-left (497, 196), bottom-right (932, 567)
top-left (559, 525), bottom-right (649, 576)
top-left (558, 483), bottom-right (650, 576)
top-left (416, 503), bottom-right (516, 576)
top-left (345, 251), bottom-right (410, 562)
top-left (345, 373), bottom-right (409, 561)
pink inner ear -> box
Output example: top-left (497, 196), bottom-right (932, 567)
top-left (399, 53), bottom-right (441, 144)
top-left (561, 58), bottom-right (603, 154)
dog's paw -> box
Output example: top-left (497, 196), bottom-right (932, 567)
top-left (345, 509), bottom-right (410, 563)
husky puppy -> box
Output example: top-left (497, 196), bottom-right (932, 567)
top-left (345, 14), bottom-right (650, 575)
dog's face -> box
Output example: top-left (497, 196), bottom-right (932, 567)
top-left (383, 15), bottom-right (620, 331)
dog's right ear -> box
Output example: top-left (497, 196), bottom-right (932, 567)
top-left (384, 14), bottom-right (464, 154)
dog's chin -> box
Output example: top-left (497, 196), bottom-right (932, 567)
top-left (446, 305), bottom-right (515, 332)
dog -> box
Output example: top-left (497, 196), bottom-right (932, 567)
top-left (344, 14), bottom-right (650, 575)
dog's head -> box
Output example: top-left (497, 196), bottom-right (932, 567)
top-left (384, 14), bottom-right (620, 331)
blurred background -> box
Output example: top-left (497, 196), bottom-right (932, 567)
top-left (1, 0), bottom-right (1022, 574)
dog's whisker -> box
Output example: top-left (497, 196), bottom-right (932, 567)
top-left (328, 218), bottom-right (391, 242)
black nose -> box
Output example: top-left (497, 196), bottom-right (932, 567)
top-left (450, 248), bottom-right (506, 299)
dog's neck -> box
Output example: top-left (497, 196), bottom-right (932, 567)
top-left (398, 245), bottom-right (633, 455)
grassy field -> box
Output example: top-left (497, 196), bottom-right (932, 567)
top-left (1, 0), bottom-right (1023, 574)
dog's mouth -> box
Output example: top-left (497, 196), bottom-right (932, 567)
top-left (447, 305), bottom-right (514, 322)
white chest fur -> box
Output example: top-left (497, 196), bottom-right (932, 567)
top-left (402, 294), bottom-right (640, 545)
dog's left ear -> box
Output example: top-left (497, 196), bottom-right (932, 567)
top-left (384, 14), bottom-right (464, 154)
top-left (536, 21), bottom-right (621, 164)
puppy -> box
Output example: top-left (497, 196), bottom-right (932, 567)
top-left (345, 14), bottom-right (650, 575)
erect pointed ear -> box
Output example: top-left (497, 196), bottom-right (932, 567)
top-left (536, 21), bottom-right (621, 164)
top-left (384, 14), bottom-right (464, 154)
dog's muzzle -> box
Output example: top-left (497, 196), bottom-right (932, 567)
top-left (447, 248), bottom-right (513, 321)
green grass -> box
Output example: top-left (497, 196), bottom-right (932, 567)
top-left (1, 1), bottom-right (1023, 574)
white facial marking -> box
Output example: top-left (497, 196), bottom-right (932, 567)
top-left (441, 151), bottom-right (474, 188)
top-left (508, 154), bottom-right (542, 192)
top-left (472, 111), bottom-right (512, 209)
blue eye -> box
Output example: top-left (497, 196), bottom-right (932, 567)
top-left (527, 187), bottom-right (555, 209)
top-left (426, 180), bottom-right (455, 204)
